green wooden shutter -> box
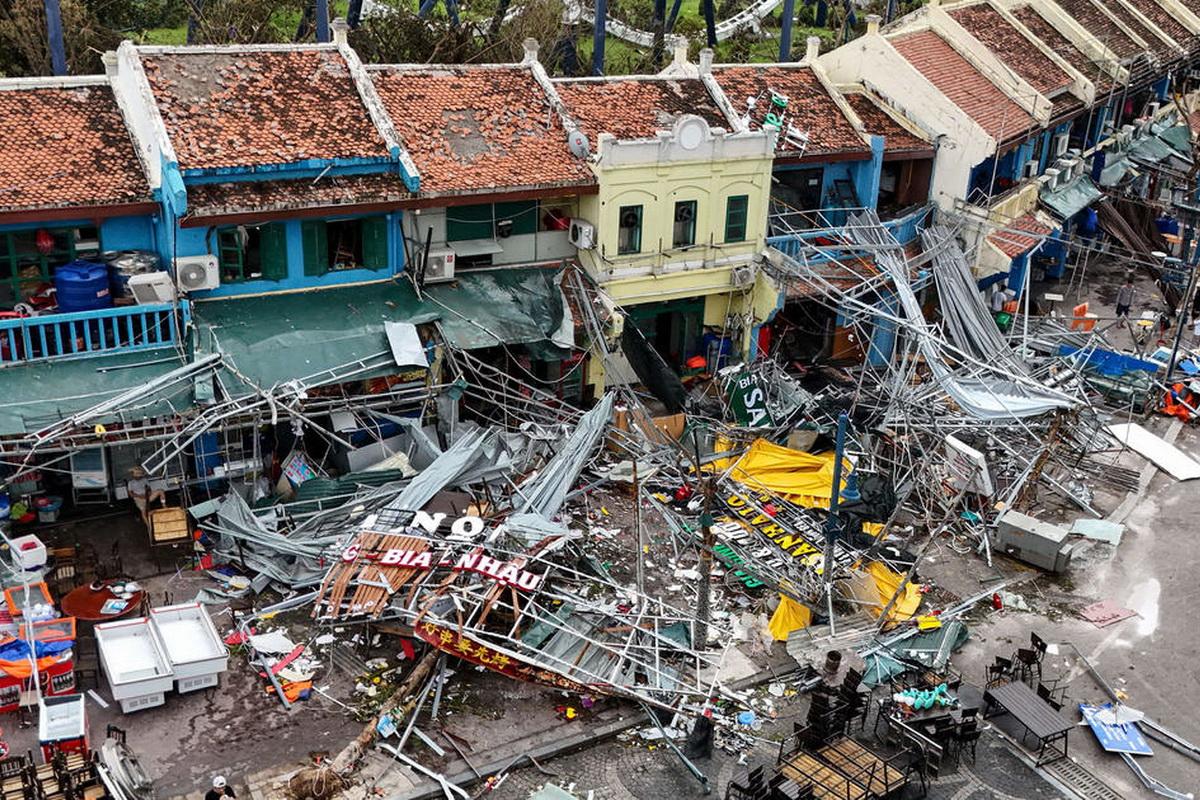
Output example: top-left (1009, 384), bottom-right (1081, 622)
top-left (725, 195), bottom-right (749, 243)
top-left (302, 220), bottom-right (328, 276)
top-left (216, 229), bottom-right (244, 281)
top-left (446, 204), bottom-right (494, 242)
top-left (494, 201), bottom-right (537, 236)
top-left (259, 223), bottom-right (289, 281)
top-left (360, 216), bottom-right (389, 271)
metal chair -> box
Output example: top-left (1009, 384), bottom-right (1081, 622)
top-left (1036, 682), bottom-right (1065, 712)
top-left (952, 719), bottom-right (982, 765)
top-left (1014, 647), bottom-right (1041, 685)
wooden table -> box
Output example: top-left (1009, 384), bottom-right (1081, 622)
top-left (59, 585), bottom-right (145, 622)
top-left (984, 680), bottom-right (1072, 765)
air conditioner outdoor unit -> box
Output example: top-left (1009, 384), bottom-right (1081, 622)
top-left (175, 255), bottom-right (219, 292)
top-left (1053, 133), bottom-right (1070, 157)
top-left (731, 263), bottom-right (756, 288)
top-left (127, 271), bottom-right (177, 304)
top-left (569, 219), bottom-right (596, 250)
top-left (424, 247), bottom-right (456, 284)
top-left (1148, 102), bottom-right (1161, 117)
top-left (1022, 160), bottom-right (1039, 179)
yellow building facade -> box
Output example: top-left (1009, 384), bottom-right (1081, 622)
top-left (572, 115), bottom-right (784, 391)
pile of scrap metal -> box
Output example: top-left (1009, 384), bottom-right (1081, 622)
top-left (308, 394), bottom-right (737, 714)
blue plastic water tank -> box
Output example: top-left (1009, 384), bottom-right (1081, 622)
top-left (54, 260), bottom-right (113, 312)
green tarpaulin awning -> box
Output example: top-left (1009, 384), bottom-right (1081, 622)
top-left (1040, 174), bottom-right (1103, 220)
top-left (0, 350), bottom-right (189, 436)
top-left (1158, 124), bottom-right (1193, 157)
top-left (191, 268), bottom-right (572, 392)
top-left (1130, 134), bottom-right (1177, 164)
top-left (1098, 156), bottom-right (1135, 188)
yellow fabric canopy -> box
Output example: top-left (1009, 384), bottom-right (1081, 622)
top-left (727, 438), bottom-right (849, 508)
top-left (865, 561), bottom-right (922, 626)
top-left (768, 595), bottom-right (813, 641)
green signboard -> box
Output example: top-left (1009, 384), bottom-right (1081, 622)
top-left (728, 370), bottom-right (774, 427)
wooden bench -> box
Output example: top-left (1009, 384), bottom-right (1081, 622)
top-left (818, 738), bottom-right (907, 798)
top-left (779, 751), bottom-right (869, 800)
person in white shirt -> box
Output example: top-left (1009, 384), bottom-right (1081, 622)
top-left (126, 466), bottom-right (165, 524)
top-left (990, 283), bottom-right (1007, 312)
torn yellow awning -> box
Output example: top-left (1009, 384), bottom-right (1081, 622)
top-left (768, 594), bottom-right (813, 641)
top-left (726, 438), bottom-right (849, 508)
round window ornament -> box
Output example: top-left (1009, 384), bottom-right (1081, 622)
top-left (674, 116), bottom-right (708, 150)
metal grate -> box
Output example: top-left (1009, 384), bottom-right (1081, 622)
top-left (1043, 757), bottom-right (1125, 800)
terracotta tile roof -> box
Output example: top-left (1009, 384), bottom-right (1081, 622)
top-left (0, 84), bottom-right (151, 215)
top-left (891, 31), bottom-right (1036, 142)
top-left (372, 66), bottom-right (594, 197)
top-left (554, 77), bottom-right (731, 142)
top-left (1051, 94), bottom-right (1085, 121)
top-left (1050, 0), bottom-right (1141, 60)
top-left (141, 47), bottom-right (389, 171)
top-left (988, 212), bottom-right (1052, 258)
top-left (183, 173), bottom-right (413, 223)
top-left (1122, 0), bottom-right (1194, 52)
top-left (1010, 5), bottom-right (1113, 92)
top-left (710, 65), bottom-right (869, 158)
top-left (950, 4), bottom-right (1072, 96)
top-left (843, 93), bottom-right (931, 155)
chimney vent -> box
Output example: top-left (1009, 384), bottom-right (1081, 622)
top-left (673, 36), bottom-right (690, 69)
top-left (805, 36), bottom-right (821, 62)
top-left (866, 14), bottom-right (881, 35)
top-left (331, 18), bottom-right (349, 46)
top-left (523, 38), bottom-right (540, 64)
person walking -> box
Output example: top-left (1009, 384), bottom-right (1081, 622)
top-left (205, 776), bottom-right (235, 800)
top-left (1116, 278), bottom-right (1136, 318)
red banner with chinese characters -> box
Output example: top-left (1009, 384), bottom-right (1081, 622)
top-left (414, 621), bottom-right (591, 694)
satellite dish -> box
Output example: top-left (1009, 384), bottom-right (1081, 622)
top-left (568, 129), bottom-right (590, 158)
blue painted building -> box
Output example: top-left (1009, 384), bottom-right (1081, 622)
top-left (108, 36), bottom-right (419, 300)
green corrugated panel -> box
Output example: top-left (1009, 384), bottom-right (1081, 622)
top-left (0, 350), bottom-right (188, 436)
top-left (191, 268), bottom-right (568, 392)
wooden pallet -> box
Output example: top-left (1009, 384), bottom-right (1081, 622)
top-left (818, 739), bottom-right (906, 798)
top-left (149, 507), bottom-right (190, 544)
top-left (779, 751), bottom-right (868, 800)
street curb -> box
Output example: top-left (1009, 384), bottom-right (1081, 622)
top-left (391, 712), bottom-right (641, 800)
top-left (391, 662), bottom-right (795, 799)
top-left (1107, 419), bottom-right (1183, 524)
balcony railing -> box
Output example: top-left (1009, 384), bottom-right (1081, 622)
top-left (0, 301), bottom-right (190, 368)
top-left (767, 204), bottom-right (934, 263)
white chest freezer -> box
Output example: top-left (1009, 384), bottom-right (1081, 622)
top-left (149, 602), bottom-right (228, 693)
top-left (95, 617), bottom-right (175, 711)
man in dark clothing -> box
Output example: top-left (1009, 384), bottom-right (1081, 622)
top-left (1116, 279), bottom-right (1135, 318)
top-left (205, 776), bottom-right (235, 800)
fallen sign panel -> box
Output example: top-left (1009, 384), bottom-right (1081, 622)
top-left (1079, 600), bottom-right (1138, 628)
top-left (1107, 422), bottom-right (1200, 480)
top-left (1080, 703), bottom-right (1153, 756)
